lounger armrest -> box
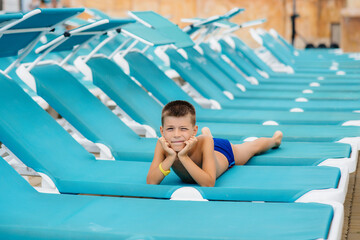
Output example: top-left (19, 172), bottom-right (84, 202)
top-left (270, 64), bottom-right (291, 73)
top-left (121, 118), bottom-right (157, 138)
top-left (142, 125), bottom-right (157, 138)
top-left (72, 134), bottom-right (100, 153)
top-left (236, 83), bottom-right (246, 92)
top-left (129, 123), bottom-right (157, 138)
top-left (244, 76), bottom-right (259, 85)
top-left (256, 69), bottom-right (269, 78)
top-left (95, 143), bottom-right (115, 160)
top-left (192, 97), bottom-right (220, 109)
top-left (154, 46), bottom-right (170, 66)
top-left (74, 55), bottom-right (99, 81)
top-left (249, 28), bottom-right (263, 45)
top-left (36, 172), bottom-right (60, 194)
top-left (74, 56), bottom-right (92, 81)
top-left (113, 54), bottom-right (130, 74)
top-left (223, 91), bottom-right (234, 100)
top-left (16, 64), bottom-right (37, 92)
top-left (285, 66), bottom-right (294, 73)
top-left (342, 120), bottom-right (360, 126)
top-left (223, 35), bottom-right (236, 49)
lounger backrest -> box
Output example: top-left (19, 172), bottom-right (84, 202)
top-left (164, 48), bottom-right (230, 103)
top-left (199, 43), bottom-right (251, 87)
top-left (86, 56), bottom-right (162, 133)
top-left (182, 46), bottom-right (244, 94)
top-left (218, 39), bottom-right (264, 79)
top-left (257, 32), bottom-right (294, 66)
top-left (272, 30), bottom-right (295, 52)
top-left (124, 51), bottom-right (201, 107)
top-left (30, 64), bottom-right (144, 153)
top-left (230, 36), bottom-right (275, 74)
top-left (0, 74), bottom-right (95, 182)
top-left (262, 32), bottom-right (294, 60)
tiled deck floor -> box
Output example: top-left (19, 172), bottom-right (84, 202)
top-left (342, 152), bottom-right (360, 240)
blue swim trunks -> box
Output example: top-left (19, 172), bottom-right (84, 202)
top-left (213, 138), bottom-right (235, 168)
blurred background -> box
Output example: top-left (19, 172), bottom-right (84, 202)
top-left (1, 0), bottom-right (360, 51)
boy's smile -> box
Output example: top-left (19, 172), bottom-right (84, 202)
top-left (160, 115), bottom-right (198, 152)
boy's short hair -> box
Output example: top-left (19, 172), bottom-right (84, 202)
top-left (161, 100), bottom-right (196, 126)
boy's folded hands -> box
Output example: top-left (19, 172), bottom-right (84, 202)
top-left (178, 136), bottom-right (198, 157)
top-left (159, 137), bottom-right (176, 157)
top-left (158, 136), bottom-right (198, 158)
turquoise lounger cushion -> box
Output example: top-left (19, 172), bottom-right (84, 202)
top-left (219, 38), bottom-right (360, 84)
top-left (30, 64), bottom-right (156, 161)
top-left (166, 48), bottom-right (360, 111)
top-left (199, 122), bottom-right (360, 142)
top-left (183, 46), bottom-right (356, 100)
top-left (0, 74), bottom-right (346, 202)
top-left (5, 70), bottom-right (352, 166)
top-left (200, 42), bottom-right (360, 91)
top-left (0, 158), bottom-right (334, 240)
top-left (124, 50), bottom-right (360, 125)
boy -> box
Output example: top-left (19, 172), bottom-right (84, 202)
top-left (147, 100), bottom-right (283, 187)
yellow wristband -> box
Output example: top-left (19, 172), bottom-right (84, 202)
top-left (159, 163), bottom-right (171, 176)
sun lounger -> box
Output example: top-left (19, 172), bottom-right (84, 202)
top-left (127, 11), bottom-right (360, 112)
top-left (124, 50), bottom-right (360, 124)
top-left (268, 28), bottom-right (352, 60)
top-left (0, 72), bottom-right (352, 203)
top-left (28, 19), bottom-right (356, 172)
top-left (10, 18), bottom-right (355, 173)
top-left (0, 9), bottom-right (348, 239)
top-left (254, 28), bottom-right (360, 73)
top-left (181, 12), bottom-right (360, 88)
top-left (203, 39), bottom-right (360, 93)
top-left (0, 156), bottom-right (343, 239)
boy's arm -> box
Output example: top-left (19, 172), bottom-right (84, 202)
top-left (178, 136), bottom-right (217, 187)
top-left (146, 139), bottom-right (176, 185)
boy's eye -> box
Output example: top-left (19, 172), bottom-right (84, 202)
top-left (181, 128), bottom-right (188, 131)
top-left (167, 128), bottom-right (173, 131)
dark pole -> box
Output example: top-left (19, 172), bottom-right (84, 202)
top-left (290, 0), bottom-right (299, 45)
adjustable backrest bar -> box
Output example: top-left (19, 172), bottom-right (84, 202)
top-left (31, 18), bottom-right (134, 67)
top-left (1, 8), bottom-right (84, 74)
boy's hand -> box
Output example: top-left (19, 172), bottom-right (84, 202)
top-left (178, 136), bottom-right (198, 158)
top-left (159, 137), bottom-right (176, 157)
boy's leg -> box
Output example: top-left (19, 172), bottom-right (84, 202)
top-left (232, 131), bottom-right (283, 165)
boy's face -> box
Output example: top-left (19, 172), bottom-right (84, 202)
top-left (160, 114), bottom-right (198, 152)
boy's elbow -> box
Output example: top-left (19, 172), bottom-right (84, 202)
top-left (146, 175), bottom-right (159, 185)
top-left (146, 179), bottom-right (158, 185)
top-left (200, 179), bottom-right (215, 187)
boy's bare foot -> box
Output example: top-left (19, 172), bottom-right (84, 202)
top-left (201, 127), bottom-right (213, 137)
top-left (272, 131), bottom-right (283, 148)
